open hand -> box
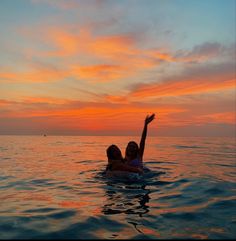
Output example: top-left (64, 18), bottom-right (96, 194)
top-left (145, 113), bottom-right (155, 125)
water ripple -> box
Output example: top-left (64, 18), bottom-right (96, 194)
top-left (0, 136), bottom-right (235, 239)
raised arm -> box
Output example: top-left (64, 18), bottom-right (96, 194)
top-left (139, 113), bottom-right (155, 161)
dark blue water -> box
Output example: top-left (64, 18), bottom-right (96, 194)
top-left (0, 136), bottom-right (235, 239)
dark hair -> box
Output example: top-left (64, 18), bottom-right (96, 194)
top-left (127, 141), bottom-right (138, 148)
top-left (106, 144), bottom-right (121, 160)
top-left (125, 141), bottom-right (139, 157)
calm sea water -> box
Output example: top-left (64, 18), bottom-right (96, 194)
top-left (0, 135), bottom-right (235, 239)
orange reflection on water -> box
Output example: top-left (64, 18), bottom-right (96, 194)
top-left (59, 200), bottom-right (88, 209)
top-left (22, 192), bottom-right (53, 202)
top-left (141, 227), bottom-right (161, 237)
top-left (191, 234), bottom-right (209, 239)
top-left (58, 198), bottom-right (103, 216)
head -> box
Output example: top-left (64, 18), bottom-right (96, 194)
top-left (125, 141), bottom-right (139, 159)
top-left (106, 144), bottom-right (122, 161)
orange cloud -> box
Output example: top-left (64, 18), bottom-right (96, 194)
top-left (0, 96), bottom-right (185, 132)
top-left (70, 64), bottom-right (128, 82)
top-left (0, 64), bottom-right (67, 83)
top-left (38, 27), bottom-right (137, 59)
top-left (196, 112), bottom-right (236, 124)
top-left (147, 50), bottom-right (175, 62)
top-left (43, 28), bottom-right (83, 57)
top-left (0, 94), bottom-right (235, 136)
top-left (90, 34), bottom-right (137, 58)
top-left (45, 28), bottom-right (224, 64)
top-left (17, 25), bottom-right (229, 86)
top-left (4, 26), bottom-right (161, 83)
top-left (16, 26), bottom-right (171, 82)
top-left (0, 72), bottom-right (19, 81)
top-left (43, 27), bottom-right (177, 68)
top-left (130, 79), bottom-right (235, 99)
top-left (22, 96), bottom-right (68, 105)
top-left (104, 95), bottom-right (128, 104)
top-left (128, 61), bottom-right (235, 100)
top-left (0, 99), bottom-right (15, 106)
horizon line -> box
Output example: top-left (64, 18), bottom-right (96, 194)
top-left (0, 134), bottom-right (235, 138)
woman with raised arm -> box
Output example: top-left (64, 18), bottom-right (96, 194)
top-left (125, 113), bottom-right (155, 169)
top-left (105, 144), bottom-right (143, 174)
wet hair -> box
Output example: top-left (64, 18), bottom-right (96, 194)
top-left (125, 141), bottom-right (139, 157)
top-left (106, 144), bottom-right (122, 160)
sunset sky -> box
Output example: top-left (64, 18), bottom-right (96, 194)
top-left (0, 0), bottom-right (235, 136)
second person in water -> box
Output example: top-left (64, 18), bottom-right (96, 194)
top-left (106, 113), bottom-right (155, 174)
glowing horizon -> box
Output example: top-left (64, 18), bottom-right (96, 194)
top-left (0, 0), bottom-right (235, 137)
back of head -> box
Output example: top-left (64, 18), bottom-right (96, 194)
top-left (106, 144), bottom-right (122, 160)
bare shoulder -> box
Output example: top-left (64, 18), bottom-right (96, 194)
top-left (109, 159), bottom-right (124, 170)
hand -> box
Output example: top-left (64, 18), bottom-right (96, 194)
top-left (145, 113), bottom-right (155, 125)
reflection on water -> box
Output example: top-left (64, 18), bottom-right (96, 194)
top-left (0, 136), bottom-right (235, 239)
top-left (102, 182), bottom-right (151, 216)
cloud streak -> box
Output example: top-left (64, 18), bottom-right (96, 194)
top-left (174, 42), bottom-right (227, 63)
top-left (129, 61), bottom-right (235, 99)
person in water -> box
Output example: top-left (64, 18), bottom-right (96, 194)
top-left (106, 144), bottom-right (143, 174)
top-left (125, 113), bottom-right (155, 169)
top-left (105, 113), bottom-right (155, 174)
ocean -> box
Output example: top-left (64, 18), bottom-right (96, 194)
top-left (0, 135), bottom-right (235, 239)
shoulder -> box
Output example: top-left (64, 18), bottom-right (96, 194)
top-left (130, 157), bottom-right (141, 164)
top-left (108, 159), bottom-right (124, 170)
top-left (111, 159), bottom-right (123, 164)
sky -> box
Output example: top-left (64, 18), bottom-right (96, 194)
top-left (0, 0), bottom-right (235, 136)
